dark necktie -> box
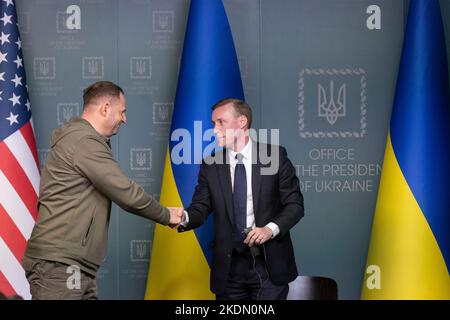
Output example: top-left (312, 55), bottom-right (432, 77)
top-left (232, 153), bottom-right (247, 251)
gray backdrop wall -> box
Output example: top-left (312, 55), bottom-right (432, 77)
top-left (15, 0), bottom-right (450, 299)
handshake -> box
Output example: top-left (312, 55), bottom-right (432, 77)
top-left (167, 207), bottom-right (185, 229)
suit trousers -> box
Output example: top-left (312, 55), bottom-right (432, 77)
top-left (216, 248), bottom-right (289, 300)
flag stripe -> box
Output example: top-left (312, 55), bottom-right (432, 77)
top-left (4, 130), bottom-right (40, 195)
top-left (0, 237), bottom-right (30, 300)
top-left (0, 142), bottom-right (38, 221)
top-left (0, 271), bottom-right (16, 298)
top-left (389, 0), bottom-right (450, 268)
top-left (147, 0), bottom-right (244, 299)
top-left (19, 121), bottom-right (40, 173)
top-left (169, 0), bottom-right (244, 266)
top-left (146, 149), bottom-right (214, 299)
top-left (0, 170), bottom-right (35, 240)
top-left (362, 0), bottom-right (450, 299)
top-left (0, 0), bottom-right (38, 300)
top-left (362, 134), bottom-right (450, 299)
top-left (0, 203), bottom-right (28, 263)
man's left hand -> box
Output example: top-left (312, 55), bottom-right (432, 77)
top-left (244, 226), bottom-right (273, 247)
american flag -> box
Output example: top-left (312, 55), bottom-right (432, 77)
top-left (0, 0), bottom-right (39, 300)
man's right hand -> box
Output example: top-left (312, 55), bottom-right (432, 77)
top-left (167, 207), bottom-right (184, 228)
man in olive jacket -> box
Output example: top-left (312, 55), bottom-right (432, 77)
top-left (22, 81), bottom-right (183, 300)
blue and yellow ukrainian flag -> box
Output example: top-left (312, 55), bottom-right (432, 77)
top-left (144, 0), bottom-right (244, 299)
top-left (362, 0), bottom-right (450, 299)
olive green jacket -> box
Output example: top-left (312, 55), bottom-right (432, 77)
top-left (23, 118), bottom-right (169, 275)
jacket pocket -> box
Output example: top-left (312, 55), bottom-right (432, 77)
top-left (82, 212), bottom-right (95, 246)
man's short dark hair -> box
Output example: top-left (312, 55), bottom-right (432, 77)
top-left (212, 98), bottom-right (252, 129)
top-left (82, 81), bottom-right (124, 108)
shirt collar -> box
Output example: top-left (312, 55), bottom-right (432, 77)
top-left (229, 138), bottom-right (252, 162)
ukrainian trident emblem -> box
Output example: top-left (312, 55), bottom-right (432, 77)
top-left (318, 80), bottom-right (346, 125)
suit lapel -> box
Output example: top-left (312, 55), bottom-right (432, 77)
top-left (252, 142), bottom-right (262, 218)
top-left (216, 151), bottom-right (234, 224)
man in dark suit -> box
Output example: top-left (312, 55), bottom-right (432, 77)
top-left (178, 98), bottom-right (304, 300)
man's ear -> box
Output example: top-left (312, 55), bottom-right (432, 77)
top-left (99, 101), bottom-right (110, 117)
top-left (239, 115), bottom-right (248, 129)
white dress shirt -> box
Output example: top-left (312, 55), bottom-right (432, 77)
top-left (183, 138), bottom-right (279, 238)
